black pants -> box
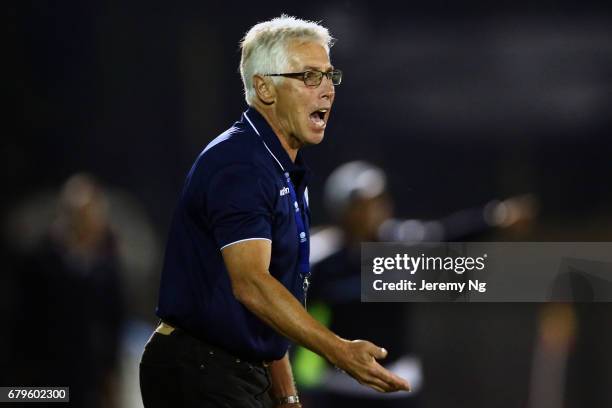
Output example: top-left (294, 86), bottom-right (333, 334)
top-left (140, 327), bottom-right (273, 408)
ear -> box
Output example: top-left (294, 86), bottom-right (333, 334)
top-left (253, 75), bottom-right (276, 105)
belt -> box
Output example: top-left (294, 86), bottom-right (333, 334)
top-left (155, 321), bottom-right (272, 368)
top-left (155, 321), bottom-right (176, 335)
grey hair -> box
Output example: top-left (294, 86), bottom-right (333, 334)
top-left (239, 15), bottom-right (334, 105)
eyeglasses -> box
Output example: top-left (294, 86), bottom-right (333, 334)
top-left (266, 69), bottom-right (343, 87)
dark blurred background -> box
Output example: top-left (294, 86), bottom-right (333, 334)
top-left (4, 1), bottom-right (612, 407)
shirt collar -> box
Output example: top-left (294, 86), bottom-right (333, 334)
top-left (242, 107), bottom-right (310, 176)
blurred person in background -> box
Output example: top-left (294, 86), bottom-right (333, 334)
top-left (140, 15), bottom-right (409, 408)
top-left (9, 173), bottom-right (124, 408)
top-left (297, 161), bottom-right (421, 407)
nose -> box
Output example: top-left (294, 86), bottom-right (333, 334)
top-left (319, 76), bottom-right (335, 101)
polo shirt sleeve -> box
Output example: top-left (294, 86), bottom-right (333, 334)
top-left (206, 163), bottom-right (274, 250)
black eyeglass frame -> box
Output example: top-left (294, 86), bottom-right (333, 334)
top-left (266, 69), bottom-right (343, 87)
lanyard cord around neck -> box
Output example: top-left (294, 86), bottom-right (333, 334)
top-left (244, 112), bottom-right (311, 304)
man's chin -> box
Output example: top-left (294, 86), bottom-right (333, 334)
top-left (305, 130), bottom-right (326, 146)
top-left (303, 137), bottom-right (324, 147)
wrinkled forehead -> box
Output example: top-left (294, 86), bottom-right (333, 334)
top-left (285, 39), bottom-right (333, 71)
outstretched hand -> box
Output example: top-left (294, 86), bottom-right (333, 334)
top-left (333, 340), bottom-right (411, 393)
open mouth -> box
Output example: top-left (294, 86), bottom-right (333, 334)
top-left (309, 108), bottom-right (328, 129)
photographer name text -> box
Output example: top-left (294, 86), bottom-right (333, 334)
top-left (372, 279), bottom-right (487, 293)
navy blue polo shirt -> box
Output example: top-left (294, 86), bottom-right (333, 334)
top-left (156, 107), bottom-right (311, 361)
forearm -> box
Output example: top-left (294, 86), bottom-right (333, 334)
top-left (268, 352), bottom-right (297, 398)
top-left (234, 272), bottom-right (345, 365)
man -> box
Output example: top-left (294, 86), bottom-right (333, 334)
top-left (140, 16), bottom-right (409, 408)
top-left (14, 174), bottom-right (124, 408)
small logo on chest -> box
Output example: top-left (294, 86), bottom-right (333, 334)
top-left (279, 187), bottom-right (290, 197)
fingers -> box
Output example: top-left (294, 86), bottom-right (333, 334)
top-left (366, 344), bottom-right (410, 391)
top-left (370, 362), bottom-right (411, 392)
top-left (361, 371), bottom-right (408, 393)
top-left (361, 376), bottom-right (389, 393)
top-left (355, 359), bottom-right (411, 392)
top-left (342, 341), bottom-right (411, 393)
top-left (384, 371), bottom-right (411, 392)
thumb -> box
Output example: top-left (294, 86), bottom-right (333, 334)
top-left (371, 344), bottom-right (388, 360)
